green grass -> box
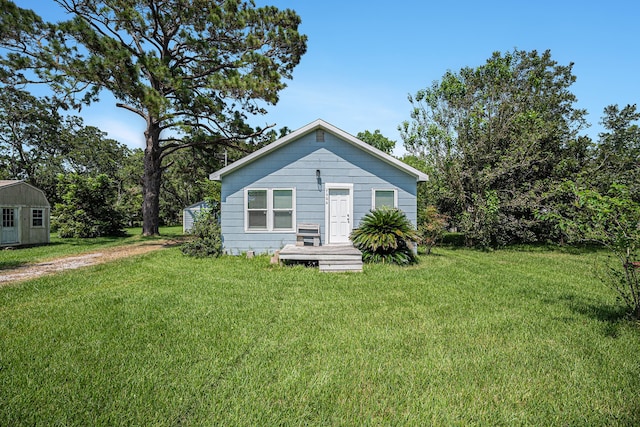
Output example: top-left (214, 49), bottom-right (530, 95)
top-left (0, 226), bottom-right (183, 270)
top-left (1, 247), bottom-right (639, 425)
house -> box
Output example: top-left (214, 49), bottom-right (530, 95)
top-left (209, 119), bottom-right (428, 255)
top-left (0, 180), bottom-right (50, 247)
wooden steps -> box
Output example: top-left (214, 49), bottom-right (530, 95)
top-left (318, 259), bottom-right (363, 273)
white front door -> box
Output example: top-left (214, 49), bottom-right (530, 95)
top-left (327, 188), bottom-right (352, 244)
top-left (1, 208), bottom-right (18, 244)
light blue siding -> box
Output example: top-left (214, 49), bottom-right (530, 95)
top-left (220, 131), bottom-right (418, 254)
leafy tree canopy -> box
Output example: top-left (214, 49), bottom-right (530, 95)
top-left (0, 86), bottom-right (131, 204)
top-left (0, 0), bottom-right (307, 235)
top-left (400, 49), bottom-right (590, 246)
top-left (590, 104), bottom-right (640, 200)
top-left (356, 129), bottom-right (396, 154)
top-left (54, 173), bottom-right (126, 238)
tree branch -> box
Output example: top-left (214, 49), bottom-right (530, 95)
top-left (115, 102), bottom-right (146, 120)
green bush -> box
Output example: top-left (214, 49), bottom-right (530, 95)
top-left (350, 207), bottom-right (419, 265)
top-left (53, 173), bottom-right (126, 238)
top-left (181, 208), bottom-right (222, 258)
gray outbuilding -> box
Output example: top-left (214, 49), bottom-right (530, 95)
top-left (183, 200), bottom-right (211, 233)
top-left (0, 180), bottom-right (50, 247)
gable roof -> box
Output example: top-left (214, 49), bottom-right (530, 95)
top-left (0, 180), bottom-right (50, 206)
top-left (0, 180), bottom-right (45, 193)
top-left (209, 119), bottom-right (428, 182)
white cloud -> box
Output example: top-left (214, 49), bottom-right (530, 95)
top-left (97, 118), bottom-right (146, 149)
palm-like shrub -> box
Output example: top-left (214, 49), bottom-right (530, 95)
top-left (350, 207), bottom-right (419, 265)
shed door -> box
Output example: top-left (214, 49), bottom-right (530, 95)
top-left (1, 208), bottom-right (18, 244)
top-left (328, 189), bottom-right (351, 244)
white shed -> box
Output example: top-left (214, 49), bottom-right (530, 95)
top-left (0, 180), bottom-right (50, 247)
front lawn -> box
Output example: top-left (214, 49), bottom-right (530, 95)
top-left (0, 247), bottom-right (638, 425)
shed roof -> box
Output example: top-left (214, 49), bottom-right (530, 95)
top-left (209, 119), bottom-right (428, 182)
top-left (0, 180), bottom-right (45, 191)
top-left (0, 180), bottom-right (50, 206)
top-left (184, 200), bottom-right (211, 210)
top-left (0, 180), bottom-right (21, 188)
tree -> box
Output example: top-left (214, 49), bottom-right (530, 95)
top-left (62, 118), bottom-right (131, 177)
top-left (417, 205), bottom-right (448, 255)
top-left (158, 146), bottom-right (222, 225)
top-left (0, 87), bottom-right (64, 192)
top-left (115, 148), bottom-right (144, 226)
top-left (356, 129), bottom-right (396, 154)
top-left (590, 104), bottom-right (640, 201)
top-left (0, 0), bottom-right (307, 236)
top-left (54, 173), bottom-right (126, 237)
top-left (157, 125), bottom-right (285, 225)
top-left (0, 86), bottom-right (132, 205)
top-left (400, 49), bottom-right (590, 246)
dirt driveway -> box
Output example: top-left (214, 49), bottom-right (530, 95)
top-left (0, 239), bottom-right (181, 285)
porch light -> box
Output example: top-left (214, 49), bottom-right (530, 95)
top-left (316, 169), bottom-right (321, 178)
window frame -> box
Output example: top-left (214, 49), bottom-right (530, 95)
top-left (2, 208), bottom-right (15, 227)
top-left (31, 208), bottom-right (45, 228)
top-left (271, 189), bottom-right (294, 231)
top-left (246, 188), bottom-right (268, 230)
top-left (244, 188), bottom-right (296, 232)
top-left (371, 188), bottom-right (398, 210)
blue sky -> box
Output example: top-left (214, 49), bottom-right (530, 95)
top-left (14, 0), bottom-right (640, 155)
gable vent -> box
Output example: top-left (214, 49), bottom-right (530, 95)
top-left (316, 129), bottom-right (325, 142)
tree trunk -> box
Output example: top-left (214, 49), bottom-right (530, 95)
top-left (142, 121), bottom-right (162, 236)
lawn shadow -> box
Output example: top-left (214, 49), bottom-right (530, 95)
top-left (497, 243), bottom-right (604, 254)
top-left (436, 241), bottom-right (604, 255)
top-left (574, 301), bottom-right (629, 322)
top-left (418, 250), bottom-right (446, 257)
top-left (558, 294), bottom-right (630, 337)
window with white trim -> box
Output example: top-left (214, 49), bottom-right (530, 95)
top-left (372, 189), bottom-right (397, 209)
top-left (272, 189), bottom-right (293, 229)
top-left (245, 188), bottom-right (295, 231)
top-left (31, 208), bottom-right (44, 228)
top-left (247, 189), bottom-right (268, 229)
